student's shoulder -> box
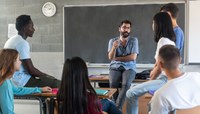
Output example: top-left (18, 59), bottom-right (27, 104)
top-left (174, 26), bottom-right (183, 31)
top-left (156, 80), bottom-right (175, 96)
top-left (152, 89), bottom-right (167, 105)
top-left (159, 37), bottom-right (175, 45)
top-left (0, 79), bottom-right (10, 89)
top-left (174, 26), bottom-right (184, 34)
top-left (187, 72), bottom-right (200, 78)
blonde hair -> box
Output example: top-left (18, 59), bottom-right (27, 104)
top-left (0, 49), bottom-right (18, 85)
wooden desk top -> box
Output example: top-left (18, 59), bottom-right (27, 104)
top-left (33, 88), bottom-right (117, 99)
top-left (89, 75), bottom-right (109, 81)
top-left (89, 75), bottom-right (149, 83)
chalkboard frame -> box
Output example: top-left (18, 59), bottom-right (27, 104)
top-left (63, 3), bottom-right (185, 64)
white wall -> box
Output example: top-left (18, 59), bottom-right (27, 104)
top-left (188, 0), bottom-right (200, 63)
top-left (30, 52), bottom-right (63, 80)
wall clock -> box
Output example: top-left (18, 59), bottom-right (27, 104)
top-left (42, 2), bottom-right (56, 17)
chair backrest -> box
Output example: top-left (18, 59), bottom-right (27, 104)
top-left (169, 106), bottom-right (200, 114)
top-left (14, 97), bottom-right (43, 114)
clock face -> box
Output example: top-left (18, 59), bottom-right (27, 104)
top-left (42, 2), bottom-right (56, 17)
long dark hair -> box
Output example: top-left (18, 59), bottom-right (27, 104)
top-left (153, 12), bottom-right (176, 43)
top-left (0, 49), bottom-right (18, 85)
top-left (57, 57), bottom-right (101, 114)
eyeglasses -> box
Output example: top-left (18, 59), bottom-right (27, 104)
top-left (121, 26), bottom-right (131, 30)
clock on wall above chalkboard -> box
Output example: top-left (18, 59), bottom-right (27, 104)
top-left (42, 2), bottom-right (56, 17)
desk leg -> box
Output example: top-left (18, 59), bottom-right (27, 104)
top-left (94, 82), bottom-right (96, 88)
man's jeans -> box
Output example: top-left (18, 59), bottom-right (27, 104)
top-left (109, 67), bottom-right (136, 109)
top-left (126, 74), bottom-right (167, 114)
top-left (101, 99), bottom-right (122, 114)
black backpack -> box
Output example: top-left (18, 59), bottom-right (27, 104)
top-left (135, 69), bottom-right (152, 80)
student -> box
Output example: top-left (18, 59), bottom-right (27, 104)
top-left (0, 49), bottom-right (52, 114)
top-left (4, 15), bottom-right (60, 88)
top-left (160, 3), bottom-right (184, 56)
top-left (126, 12), bottom-right (176, 114)
top-left (150, 45), bottom-right (200, 114)
top-left (107, 19), bottom-right (139, 109)
top-left (56, 57), bottom-right (122, 114)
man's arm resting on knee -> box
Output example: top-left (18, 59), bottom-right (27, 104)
top-left (21, 59), bottom-right (48, 77)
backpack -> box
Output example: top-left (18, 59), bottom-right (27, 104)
top-left (135, 69), bottom-right (152, 80)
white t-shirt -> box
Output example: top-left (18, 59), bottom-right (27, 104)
top-left (154, 37), bottom-right (175, 76)
top-left (150, 72), bottom-right (200, 114)
top-left (154, 37), bottom-right (176, 61)
top-left (4, 35), bottom-right (31, 87)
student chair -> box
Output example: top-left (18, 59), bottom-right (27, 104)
top-left (14, 97), bottom-right (43, 114)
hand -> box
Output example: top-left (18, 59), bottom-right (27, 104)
top-left (150, 67), bottom-right (161, 80)
top-left (113, 40), bottom-right (120, 48)
top-left (150, 69), bottom-right (157, 80)
top-left (102, 111), bottom-right (108, 114)
top-left (41, 86), bottom-right (52, 93)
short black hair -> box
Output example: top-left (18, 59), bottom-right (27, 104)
top-left (16, 15), bottom-right (31, 31)
top-left (159, 45), bottom-right (180, 70)
top-left (160, 3), bottom-right (179, 19)
top-left (119, 19), bottom-right (132, 27)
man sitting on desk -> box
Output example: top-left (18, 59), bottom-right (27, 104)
top-left (107, 19), bottom-right (139, 109)
top-left (150, 45), bottom-right (200, 114)
top-left (4, 15), bottom-right (60, 88)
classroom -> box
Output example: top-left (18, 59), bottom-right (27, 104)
top-left (0, 0), bottom-right (200, 114)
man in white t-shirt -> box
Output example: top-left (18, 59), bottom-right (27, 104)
top-left (150, 45), bottom-right (200, 114)
top-left (4, 15), bottom-right (60, 88)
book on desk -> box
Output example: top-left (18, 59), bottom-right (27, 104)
top-left (95, 89), bottom-right (109, 95)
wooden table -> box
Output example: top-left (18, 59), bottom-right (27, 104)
top-left (33, 88), bottom-right (116, 99)
top-left (89, 75), bottom-right (149, 87)
top-left (15, 88), bottom-right (117, 114)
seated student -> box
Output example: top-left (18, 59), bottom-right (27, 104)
top-left (150, 45), bottom-right (200, 114)
top-left (56, 57), bottom-right (122, 114)
top-left (4, 15), bottom-right (60, 88)
top-left (126, 12), bottom-right (176, 114)
top-left (0, 49), bottom-right (52, 114)
top-left (108, 19), bottom-right (138, 110)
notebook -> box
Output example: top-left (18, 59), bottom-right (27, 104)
top-left (95, 89), bottom-right (108, 95)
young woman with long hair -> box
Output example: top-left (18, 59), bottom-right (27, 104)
top-left (0, 49), bottom-right (52, 114)
top-left (150, 11), bottom-right (176, 79)
top-left (57, 57), bottom-right (122, 114)
top-left (126, 12), bottom-right (176, 114)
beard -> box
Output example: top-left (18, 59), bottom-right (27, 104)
top-left (121, 31), bottom-right (130, 38)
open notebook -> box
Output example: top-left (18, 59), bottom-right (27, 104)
top-left (95, 89), bottom-right (108, 95)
